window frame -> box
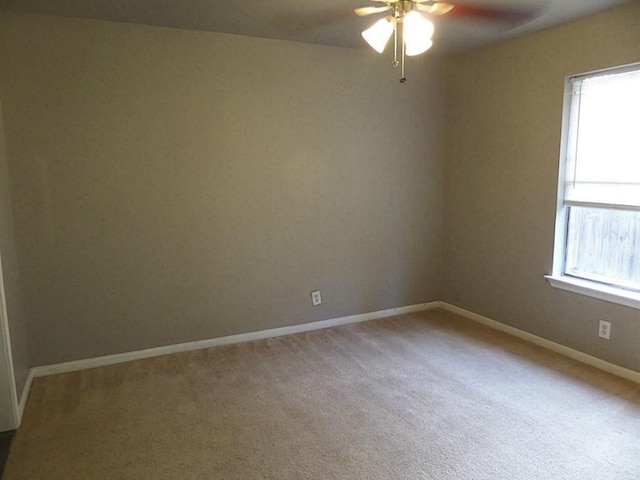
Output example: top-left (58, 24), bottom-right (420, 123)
top-left (546, 62), bottom-right (640, 310)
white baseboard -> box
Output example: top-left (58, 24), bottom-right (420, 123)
top-left (30, 301), bottom-right (441, 379)
top-left (18, 300), bottom-right (638, 425)
top-left (440, 302), bottom-right (640, 385)
top-left (17, 369), bottom-right (34, 426)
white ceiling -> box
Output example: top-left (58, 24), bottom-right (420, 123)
top-left (0, 0), bottom-right (633, 54)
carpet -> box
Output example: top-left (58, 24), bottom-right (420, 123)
top-left (3, 309), bottom-right (640, 479)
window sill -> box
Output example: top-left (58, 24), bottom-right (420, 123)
top-left (545, 275), bottom-right (640, 310)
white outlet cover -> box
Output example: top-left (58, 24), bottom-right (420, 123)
top-left (311, 290), bottom-right (321, 306)
top-left (598, 320), bottom-right (611, 340)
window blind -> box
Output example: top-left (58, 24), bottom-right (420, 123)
top-left (564, 67), bottom-right (640, 209)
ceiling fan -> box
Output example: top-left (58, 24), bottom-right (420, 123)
top-left (355, 0), bottom-right (537, 82)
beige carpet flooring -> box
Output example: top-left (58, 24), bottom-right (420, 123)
top-left (4, 309), bottom-right (640, 479)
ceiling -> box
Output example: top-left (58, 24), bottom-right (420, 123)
top-left (0, 0), bottom-right (633, 54)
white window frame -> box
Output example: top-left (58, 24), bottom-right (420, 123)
top-left (546, 62), bottom-right (640, 310)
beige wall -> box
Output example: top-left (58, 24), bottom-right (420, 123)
top-left (0, 97), bottom-right (29, 395)
top-left (0, 13), bottom-right (445, 365)
top-left (444, 3), bottom-right (640, 372)
top-left (3, 5), bottom-right (639, 373)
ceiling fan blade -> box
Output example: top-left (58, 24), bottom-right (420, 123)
top-left (445, 3), bottom-right (540, 24)
top-left (354, 5), bottom-right (392, 17)
top-left (416, 3), bottom-right (455, 15)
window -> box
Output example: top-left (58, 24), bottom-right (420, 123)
top-left (547, 64), bottom-right (640, 309)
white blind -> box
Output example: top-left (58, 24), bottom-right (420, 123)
top-left (564, 67), bottom-right (640, 208)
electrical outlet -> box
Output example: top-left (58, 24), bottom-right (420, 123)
top-left (598, 320), bottom-right (611, 340)
top-left (311, 290), bottom-right (322, 306)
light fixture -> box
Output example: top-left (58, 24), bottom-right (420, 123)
top-left (357, 0), bottom-right (540, 81)
top-left (361, 17), bottom-right (395, 54)
top-left (403, 11), bottom-right (434, 56)
top-left (360, 1), bottom-right (435, 83)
